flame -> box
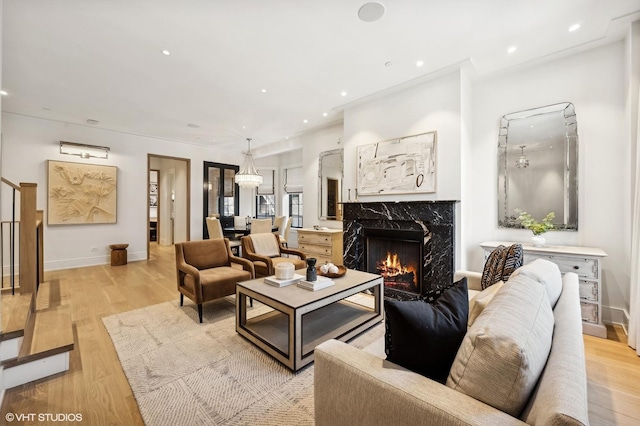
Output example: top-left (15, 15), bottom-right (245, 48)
top-left (376, 251), bottom-right (415, 278)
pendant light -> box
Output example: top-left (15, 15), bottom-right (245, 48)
top-left (235, 138), bottom-right (263, 188)
top-left (516, 145), bottom-right (530, 168)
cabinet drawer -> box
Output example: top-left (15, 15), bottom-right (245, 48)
top-left (524, 253), bottom-right (597, 279)
top-left (580, 302), bottom-right (599, 324)
top-left (298, 233), bottom-right (333, 246)
top-left (313, 256), bottom-right (333, 265)
top-left (299, 243), bottom-right (332, 257)
top-left (579, 280), bottom-right (598, 301)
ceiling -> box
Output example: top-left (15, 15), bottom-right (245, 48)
top-left (3, 1), bottom-right (640, 153)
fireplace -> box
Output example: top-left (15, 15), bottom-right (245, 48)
top-left (343, 201), bottom-right (457, 300)
top-left (365, 228), bottom-right (423, 298)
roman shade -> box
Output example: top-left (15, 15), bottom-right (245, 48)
top-left (284, 167), bottom-right (303, 193)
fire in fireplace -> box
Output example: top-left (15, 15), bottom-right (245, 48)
top-left (375, 251), bottom-right (418, 294)
top-left (366, 229), bottom-right (423, 298)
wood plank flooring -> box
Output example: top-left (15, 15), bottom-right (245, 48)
top-left (1, 243), bottom-right (639, 425)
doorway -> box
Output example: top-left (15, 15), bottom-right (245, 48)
top-left (147, 154), bottom-right (191, 259)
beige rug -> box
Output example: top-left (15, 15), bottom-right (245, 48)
top-left (102, 297), bottom-right (384, 426)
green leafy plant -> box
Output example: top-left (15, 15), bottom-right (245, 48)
top-left (515, 209), bottom-right (555, 235)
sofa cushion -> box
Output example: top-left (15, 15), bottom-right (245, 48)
top-left (510, 258), bottom-right (563, 307)
top-left (384, 278), bottom-right (468, 383)
top-left (481, 244), bottom-right (523, 289)
top-left (446, 274), bottom-right (553, 417)
top-left (467, 280), bottom-right (504, 327)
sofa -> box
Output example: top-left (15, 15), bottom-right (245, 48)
top-left (314, 259), bottom-right (589, 425)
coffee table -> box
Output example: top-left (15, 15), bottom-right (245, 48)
top-left (236, 268), bottom-right (383, 371)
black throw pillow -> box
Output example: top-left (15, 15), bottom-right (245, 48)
top-left (384, 278), bottom-right (468, 383)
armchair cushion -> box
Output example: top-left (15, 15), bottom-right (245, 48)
top-left (249, 233), bottom-right (280, 257)
top-left (384, 278), bottom-right (468, 383)
top-left (184, 266), bottom-right (251, 300)
top-left (181, 239), bottom-right (229, 270)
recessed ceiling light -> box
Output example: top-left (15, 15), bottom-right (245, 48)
top-left (341, 91), bottom-right (347, 97)
top-left (416, 60), bottom-right (424, 67)
top-left (358, 2), bottom-right (385, 22)
top-left (86, 119), bottom-right (99, 125)
top-left (0, 90), bottom-right (7, 96)
top-left (569, 23), bottom-right (581, 32)
top-left (303, 119), bottom-right (308, 124)
top-left (385, 61), bottom-right (392, 67)
top-left (261, 88), bottom-right (267, 93)
top-left (161, 49), bottom-right (171, 56)
top-left (323, 112), bottom-right (328, 117)
top-left (42, 107), bottom-right (51, 111)
top-left (187, 123), bottom-right (200, 128)
top-left (507, 46), bottom-right (517, 54)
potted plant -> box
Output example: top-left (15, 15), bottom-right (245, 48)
top-left (515, 209), bottom-right (555, 247)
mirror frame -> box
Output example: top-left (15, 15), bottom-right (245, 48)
top-left (498, 102), bottom-right (578, 231)
top-left (318, 148), bottom-right (344, 221)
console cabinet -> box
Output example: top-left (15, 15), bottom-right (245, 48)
top-left (480, 241), bottom-right (608, 338)
top-left (297, 228), bottom-right (344, 265)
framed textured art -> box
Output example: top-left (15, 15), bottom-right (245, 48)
top-left (47, 160), bottom-right (117, 225)
top-left (357, 131), bottom-right (437, 195)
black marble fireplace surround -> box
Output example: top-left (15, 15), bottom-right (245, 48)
top-left (343, 201), bottom-right (458, 300)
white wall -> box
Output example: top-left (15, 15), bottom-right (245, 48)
top-left (342, 71), bottom-right (464, 268)
top-left (468, 41), bottom-right (630, 320)
top-left (1, 113), bottom-right (244, 270)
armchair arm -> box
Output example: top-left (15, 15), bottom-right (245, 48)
top-left (230, 256), bottom-right (255, 278)
top-left (280, 247), bottom-right (306, 260)
top-left (176, 261), bottom-right (203, 302)
top-left (315, 340), bottom-right (525, 426)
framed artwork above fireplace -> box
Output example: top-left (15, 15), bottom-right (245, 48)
top-left (357, 131), bottom-right (437, 195)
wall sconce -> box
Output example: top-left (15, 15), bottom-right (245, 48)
top-left (60, 141), bottom-right (110, 159)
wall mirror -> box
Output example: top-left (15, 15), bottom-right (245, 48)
top-left (319, 148), bottom-right (343, 221)
top-left (498, 102), bottom-right (578, 230)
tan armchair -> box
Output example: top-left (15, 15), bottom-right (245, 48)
top-left (175, 238), bottom-right (255, 322)
top-left (241, 233), bottom-right (306, 277)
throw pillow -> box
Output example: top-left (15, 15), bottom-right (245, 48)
top-left (384, 278), bottom-right (468, 383)
top-left (467, 280), bottom-right (504, 327)
top-left (481, 244), bottom-right (523, 289)
top-left (446, 275), bottom-right (554, 417)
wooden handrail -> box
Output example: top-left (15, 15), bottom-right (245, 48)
top-left (1, 177), bottom-right (21, 191)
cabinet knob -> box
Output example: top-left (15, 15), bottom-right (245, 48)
top-left (573, 266), bottom-right (579, 270)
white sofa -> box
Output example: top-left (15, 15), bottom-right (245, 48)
top-left (314, 259), bottom-right (589, 425)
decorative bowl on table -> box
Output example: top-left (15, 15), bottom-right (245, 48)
top-left (316, 264), bottom-right (347, 278)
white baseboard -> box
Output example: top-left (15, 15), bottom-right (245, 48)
top-left (42, 250), bottom-right (147, 272)
top-left (602, 305), bottom-right (630, 335)
top-left (3, 352), bottom-right (70, 389)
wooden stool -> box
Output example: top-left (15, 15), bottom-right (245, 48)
top-left (109, 244), bottom-right (129, 266)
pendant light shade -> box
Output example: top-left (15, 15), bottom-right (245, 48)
top-left (516, 145), bottom-right (529, 168)
top-left (235, 138), bottom-right (263, 188)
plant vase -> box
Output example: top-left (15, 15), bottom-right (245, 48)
top-left (531, 235), bottom-right (546, 247)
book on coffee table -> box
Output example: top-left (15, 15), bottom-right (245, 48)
top-left (297, 275), bottom-right (335, 291)
top-left (264, 274), bottom-right (304, 287)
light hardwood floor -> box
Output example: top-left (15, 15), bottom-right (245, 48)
top-left (1, 243), bottom-right (639, 425)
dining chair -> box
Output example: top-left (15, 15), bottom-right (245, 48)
top-left (280, 217), bottom-right (292, 247)
top-left (206, 217), bottom-right (241, 254)
top-left (250, 218), bottom-right (272, 234)
top-left (274, 216), bottom-right (286, 235)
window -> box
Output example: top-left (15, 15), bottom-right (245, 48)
top-left (256, 195), bottom-right (276, 218)
top-left (284, 166), bottom-right (303, 228)
top-left (256, 169), bottom-right (275, 219)
top-left (289, 193), bottom-right (303, 228)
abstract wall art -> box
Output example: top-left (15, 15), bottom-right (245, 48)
top-left (47, 160), bottom-right (117, 225)
top-left (357, 131), bottom-right (437, 195)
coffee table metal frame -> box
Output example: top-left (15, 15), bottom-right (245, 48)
top-left (236, 269), bottom-right (383, 371)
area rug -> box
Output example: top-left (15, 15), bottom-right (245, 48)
top-left (102, 297), bottom-right (384, 426)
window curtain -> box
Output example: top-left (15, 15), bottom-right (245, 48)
top-left (284, 167), bottom-right (303, 193)
top-left (629, 86), bottom-right (640, 356)
top-left (257, 169), bottom-right (274, 195)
